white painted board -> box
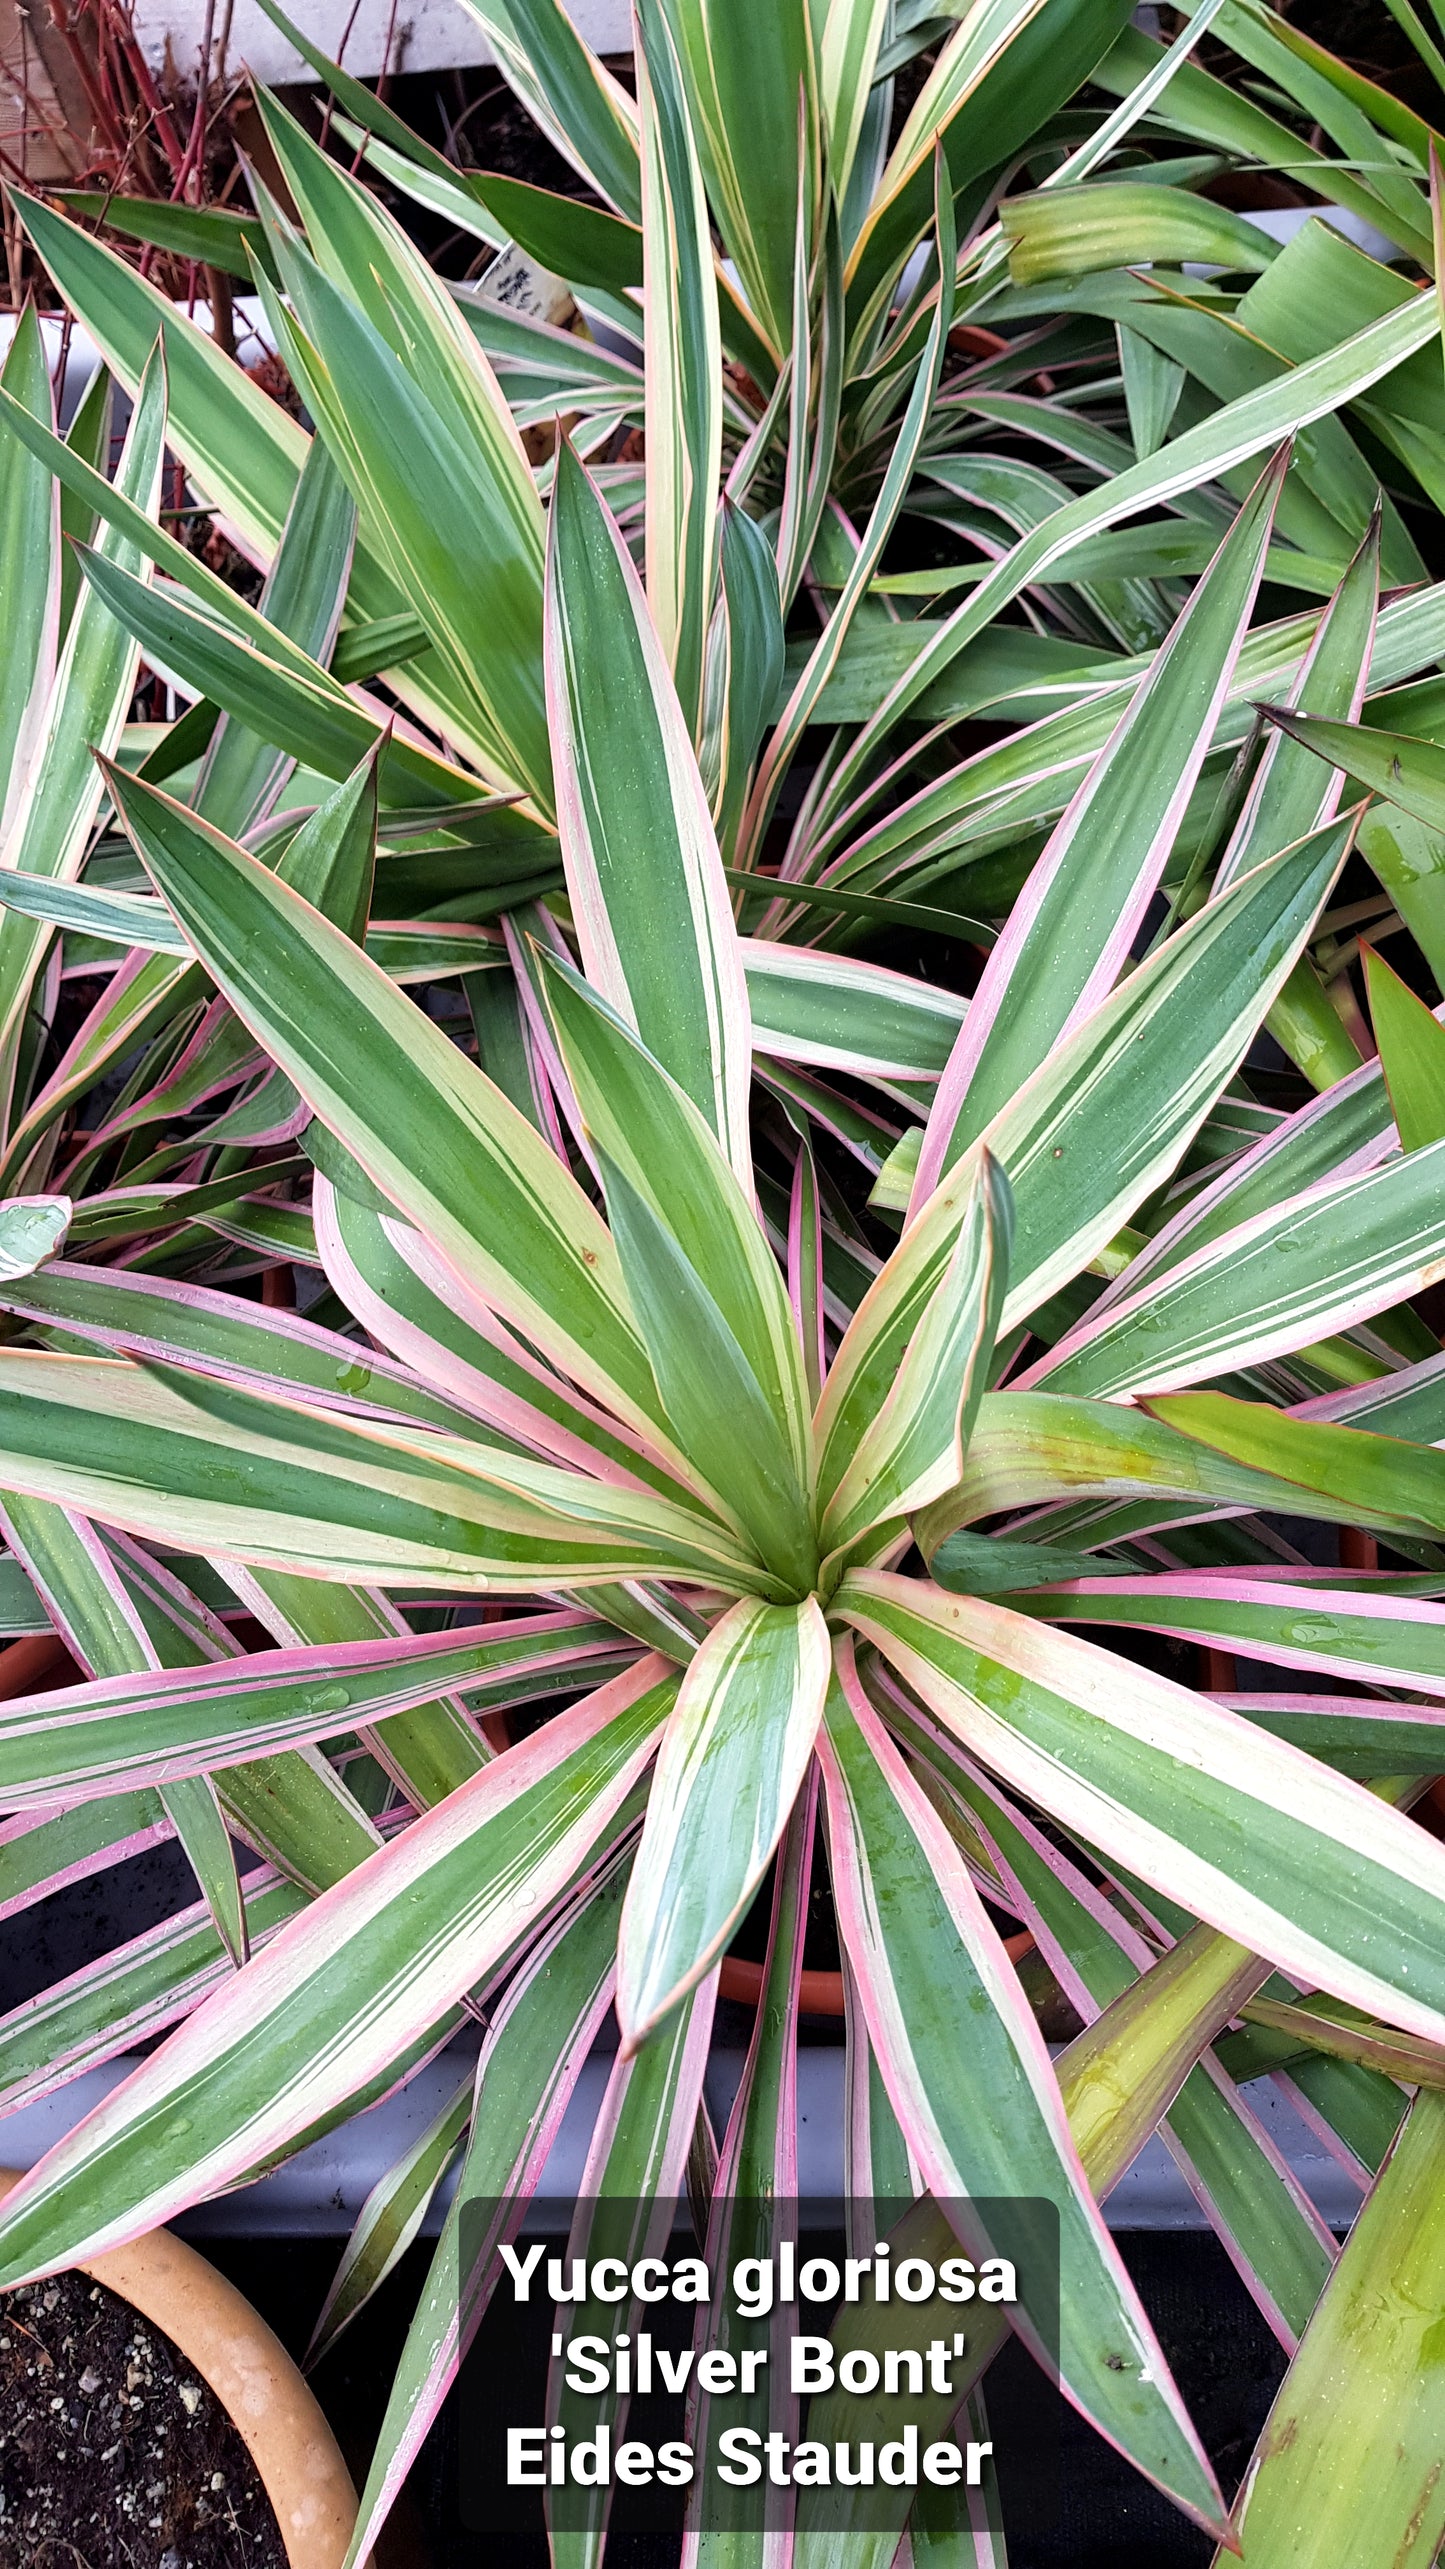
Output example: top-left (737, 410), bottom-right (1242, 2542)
top-left (130, 0), bottom-right (632, 85)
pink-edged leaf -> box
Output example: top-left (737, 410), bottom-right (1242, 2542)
top-left (0, 1257), bottom-right (479, 1437)
top-left (1025, 1133), bottom-right (1445, 1400)
top-left (0, 1796), bottom-right (170, 1927)
top-left (1213, 508), bottom-right (1379, 895)
top-left (546, 1962), bottom-right (720, 2564)
top-left (104, 758), bottom-right (681, 1453)
top-left (897, 1720), bottom-right (1335, 2352)
top-left (818, 1640), bottom-right (1226, 2537)
top-left (820, 1147), bottom-right (1010, 1556)
top-left (841, 1569), bottom-right (1445, 2048)
top-left (0, 1614), bottom-right (630, 1805)
top-left (1020, 1564), bottom-right (1445, 1697)
top-left (342, 1858), bottom-right (628, 2569)
top-left (0, 1657), bottom-right (675, 2275)
top-left (683, 1777), bottom-right (817, 2565)
top-left (313, 1175), bottom-right (707, 1507)
top-left (0, 1867), bottom-right (308, 2117)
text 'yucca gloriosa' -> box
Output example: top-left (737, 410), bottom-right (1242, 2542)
top-left (4, 0), bottom-right (1445, 2561)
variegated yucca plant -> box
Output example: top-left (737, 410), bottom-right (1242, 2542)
top-left (2, 0), bottom-right (1445, 2562)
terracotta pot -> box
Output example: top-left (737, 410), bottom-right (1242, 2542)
top-left (718, 1928), bottom-right (1035, 2015)
top-left (0, 2171), bottom-right (363, 2569)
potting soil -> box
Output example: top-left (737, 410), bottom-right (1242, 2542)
top-left (0, 2266), bottom-right (286, 2569)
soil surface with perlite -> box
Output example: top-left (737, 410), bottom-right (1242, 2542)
top-left (0, 2265), bottom-right (286, 2568)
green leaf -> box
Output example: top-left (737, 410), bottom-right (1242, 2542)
top-left (1363, 942), bottom-right (1445, 1151)
top-left (818, 288), bottom-right (1442, 825)
top-left (743, 939), bottom-right (966, 1082)
top-left (275, 744), bottom-right (378, 945)
top-left (637, 0), bottom-right (722, 723)
top-left (0, 305), bottom-right (58, 830)
top-left (311, 1177), bottom-right (699, 1507)
top-left (1002, 180), bottom-right (1276, 284)
top-left (0, 1496), bottom-right (251, 1964)
top-left (657, 0), bottom-right (818, 358)
top-left (196, 432), bottom-right (358, 842)
top-left (931, 1528), bottom-right (1136, 1593)
top-left (475, 171), bottom-right (643, 288)
top-left (441, 0), bottom-right (641, 217)
top-left (709, 506), bottom-right (785, 856)
top-left (814, 0), bottom-right (890, 207)
top-left (617, 1594), bottom-right (829, 2045)
top-left (539, 954), bottom-right (815, 1585)
top-left (0, 1612), bottom-right (615, 1806)
top-left (1216, 511), bottom-right (1380, 892)
top-left (915, 1388), bottom-right (1445, 1560)
top-left (1262, 706), bottom-right (1445, 831)
top-left (157, 1776), bottom-right (248, 1970)
top-left (74, 546), bottom-right (476, 815)
top-left (913, 449), bottom-right (1288, 1195)
top-left (545, 1968), bottom-right (718, 2563)
top-left (0, 344), bottom-right (165, 1062)
top-left (14, 191), bottom-right (306, 566)
top-left (54, 193), bottom-right (274, 284)
top-left (254, 205), bottom-right (550, 804)
top-left (1228, 2089), bottom-right (1445, 2568)
top-left (547, 442), bottom-right (751, 1178)
top-left (1143, 1392), bottom-right (1445, 1537)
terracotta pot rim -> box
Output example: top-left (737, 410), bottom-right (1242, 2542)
top-left (0, 2171), bottom-right (363, 2569)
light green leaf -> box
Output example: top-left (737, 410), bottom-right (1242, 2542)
top-left (1226, 2089), bottom-right (1445, 2569)
top-left (915, 1388), bottom-right (1445, 1559)
top-left (0, 1199), bottom-right (69, 1281)
top-left (1002, 180), bottom-right (1276, 283)
top-left (617, 1593), bottom-right (829, 2045)
top-left (822, 1151), bottom-right (1011, 1555)
top-left (1364, 941), bottom-right (1445, 1150)
top-left (306, 2069), bottom-right (472, 2365)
